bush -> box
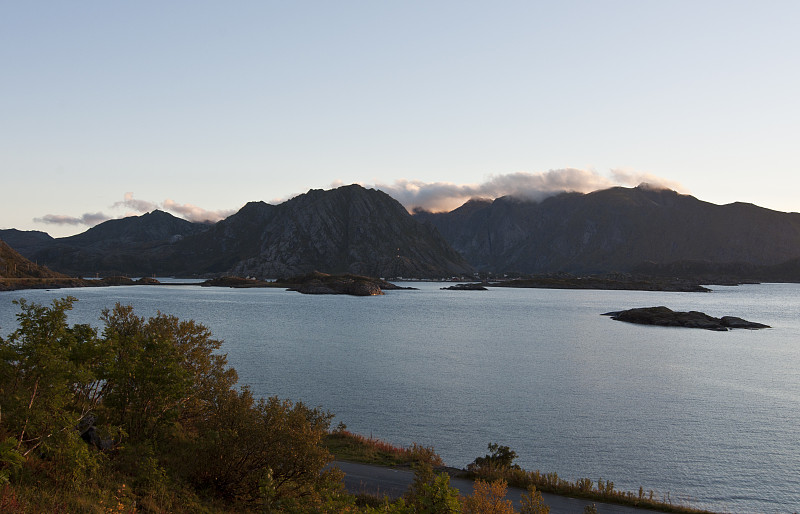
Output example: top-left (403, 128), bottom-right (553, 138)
top-left (520, 485), bottom-right (550, 514)
top-left (405, 462), bottom-right (461, 513)
top-left (461, 479), bottom-right (515, 514)
top-left (468, 443), bottom-right (519, 473)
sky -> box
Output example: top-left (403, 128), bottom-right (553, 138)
top-left (2, 1), bottom-right (799, 238)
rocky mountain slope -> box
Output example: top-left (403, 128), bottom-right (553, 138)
top-left (414, 186), bottom-right (800, 275)
top-left (178, 185), bottom-right (473, 278)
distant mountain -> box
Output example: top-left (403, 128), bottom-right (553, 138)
top-left (6, 185), bottom-right (473, 279)
top-left (414, 186), bottom-right (800, 276)
top-left (3, 211), bottom-right (208, 276)
top-left (0, 229), bottom-right (54, 253)
top-left (11, 184), bottom-right (800, 281)
top-left (176, 184), bottom-right (473, 278)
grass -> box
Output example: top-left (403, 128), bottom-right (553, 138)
top-left (323, 428), bottom-right (444, 468)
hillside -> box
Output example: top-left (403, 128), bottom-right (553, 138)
top-left (0, 239), bottom-right (66, 279)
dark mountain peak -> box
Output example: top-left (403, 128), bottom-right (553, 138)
top-left (142, 209), bottom-right (175, 220)
top-left (285, 184), bottom-right (410, 222)
top-left (0, 229), bottom-right (54, 251)
top-left (63, 209), bottom-right (204, 246)
top-left (581, 185), bottom-right (690, 209)
top-left (164, 183), bottom-right (472, 279)
top-left (233, 201), bottom-right (276, 220)
top-left (458, 197), bottom-right (494, 211)
top-left (219, 184), bottom-right (472, 278)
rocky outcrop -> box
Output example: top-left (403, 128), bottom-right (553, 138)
top-left (602, 306), bottom-right (770, 331)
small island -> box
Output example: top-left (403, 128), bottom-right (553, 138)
top-left (441, 283), bottom-right (488, 291)
top-left (281, 271), bottom-right (414, 296)
top-left (603, 306), bottom-right (770, 331)
top-left (493, 274), bottom-right (711, 292)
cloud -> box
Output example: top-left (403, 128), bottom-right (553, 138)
top-left (371, 168), bottom-right (686, 212)
top-left (34, 212), bottom-right (111, 226)
top-left (112, 192), bottom-right (158, 213)
top-left (162, 199), bottom-right (236, 223)
top-left (34, 193), bottom-right (236, 230)
top-left (609, 169), bottom-right (685, 191)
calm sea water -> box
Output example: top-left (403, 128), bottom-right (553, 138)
top-left (1, 282), bottom-right (798, 513)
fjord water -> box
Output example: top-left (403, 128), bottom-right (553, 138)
top-left (2, 282), bottom-right (798, 513)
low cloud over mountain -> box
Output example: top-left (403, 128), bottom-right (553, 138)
top-left (372, 169), bottom-right (685, 212)
top-left (34, 212), bottom-right (110, 226)
top-left (35, 192), bottom-right (236, 228)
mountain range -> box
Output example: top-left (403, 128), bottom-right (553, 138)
top-left (413, 185), bottom-right (800, 275)
top-left (1, 185), bottom-right (473, 279)
top-left (3, 184), bottom-right (800, 281)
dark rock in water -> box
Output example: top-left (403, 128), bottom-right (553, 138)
top-left (719, 316), bottom-right (770, 329)
top-left (602, 306), bottom-right (770, 331)
top-left (201, 276), bottom-right (276, 288)
top-left (281, 271), bottom-right (411, 296)
top-left (441, 283), bottom-right (488, 291)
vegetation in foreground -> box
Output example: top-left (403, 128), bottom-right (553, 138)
top-left (460, 444), bottom-right (714, 514)
top-left (0, 297), bottom-right (350, 512)
top-left (1, 297), bottom-right (713, 513)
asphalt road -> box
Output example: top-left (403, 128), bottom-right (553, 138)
top-left (332, 461), bottom-right (664, 514)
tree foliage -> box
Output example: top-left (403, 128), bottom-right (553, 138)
top-left (0, 297), bottom-right (339, 510)
top-left (519, 485), bottom-right (550, 514)
top-left (404, 462), bottom-right (462, 513)
top-left (468, 443), bottom-right (520, 473)
top-left (461, 479), bottom-right (515, 514)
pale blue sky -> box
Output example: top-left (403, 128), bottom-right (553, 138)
top-left (2, 1), bottom-right (799, 237)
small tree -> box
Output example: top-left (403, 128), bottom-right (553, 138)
top-left (461, 479), bottom-right (515, 514)
top-left (405, 462), bottom-right (461, 513)
top-left (468, 443), bottom-right (519, 472)
top-left (520, 484), bottom-right (550, 514)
